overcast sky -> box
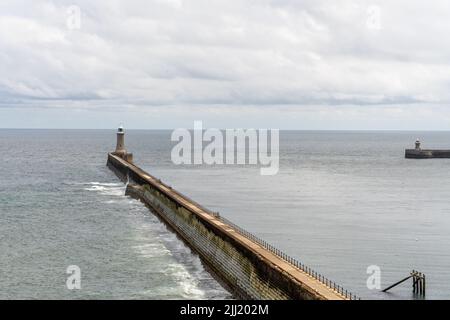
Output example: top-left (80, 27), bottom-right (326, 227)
top-left (1, 0), bottom-right (450, 129)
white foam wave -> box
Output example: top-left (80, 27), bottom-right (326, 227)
top-left (64, 181), bottom-right (123, 187)
top-left (83, 184), bottom-right (125, 196)
top-left (165, 263), bottom-right (206, 299)
top-left (133, 243), bottom-right (171, 258)
top-left (86, 182), bottom-right (123, 187)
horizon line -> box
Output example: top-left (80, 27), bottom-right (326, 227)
top-left (1, 127), bottom-right (450, 132)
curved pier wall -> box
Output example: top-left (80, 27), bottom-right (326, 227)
top-left (107, 153), bottom-right (340, 300)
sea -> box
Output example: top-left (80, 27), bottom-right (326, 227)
top-left (1, 129), bottom-right (450, 300)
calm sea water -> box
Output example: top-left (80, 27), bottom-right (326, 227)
top-left (1, 129), bottom-right (450, 300)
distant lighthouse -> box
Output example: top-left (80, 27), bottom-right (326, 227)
top-left (415, 139), bottom-right (421, 150)
top-left (115, 125), bottom-right (126, 155)
top-left (114, 125), bottom-right (133, 162)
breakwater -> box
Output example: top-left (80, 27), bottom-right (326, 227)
top-left (405, 149), bottom-right (450, 159)
top-left (405, 139), bottom-right (450, 159)
top-left (106, 129), bottom-right (356, 300)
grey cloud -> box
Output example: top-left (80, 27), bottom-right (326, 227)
top-left (1, 0), bottom-right (450, 114)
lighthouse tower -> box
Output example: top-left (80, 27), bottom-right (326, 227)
top-left (115, 125), bottom-right (126, 155)
top-left (114, 125), bottom-right (133, 162)
top-left (415, 139), bottom-right (421, 150)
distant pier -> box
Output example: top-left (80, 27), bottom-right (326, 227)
top-left (405, 139), bottom-right (450, 159)
top-left (107, 127), bottom-right (356, 300)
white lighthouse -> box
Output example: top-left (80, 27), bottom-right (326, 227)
top-left (114, 125), bottom-right (133, 162)
top-left (415, 138), bottom-right (421, 150)
top-left (115, 125), bottom-right (126, 155)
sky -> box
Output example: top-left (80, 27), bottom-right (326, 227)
top-left (1, 0), bottom-right (450, 129)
